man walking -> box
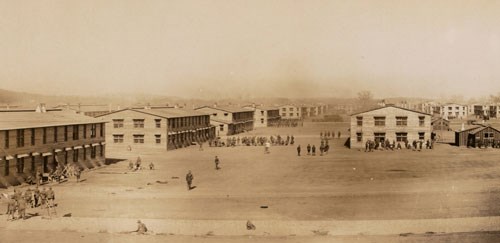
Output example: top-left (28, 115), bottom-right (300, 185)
top-left (214, 156), bottom-right (221, 170)
top-left (307, 144), bottom-right (311, 155)
top-left (186, 170), bottom-right (194, 190)
top-left (297, 145), bottom-right (301, 156)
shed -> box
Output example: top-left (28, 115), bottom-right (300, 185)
top-left (454, 125), bottom-right (500, 147)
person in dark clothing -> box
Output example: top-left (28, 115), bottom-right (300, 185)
top-left (307, 144), bottom-right (311, 155)
top-left (297, 145), bottom-right (301, 156)
top-left (186, 170), bottom-right (194, 190)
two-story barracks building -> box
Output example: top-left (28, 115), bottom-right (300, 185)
top-left (97, 108), bottom-right (215, 151)
top-left (194, 106), bottom-right (254, 136)
top-left (0, 108), bottom-right (106, 187)
top-left (349, 105), bottom-right (432, 149)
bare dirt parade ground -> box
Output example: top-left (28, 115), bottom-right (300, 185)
top-left (2, 122), bottom-right (500, 242)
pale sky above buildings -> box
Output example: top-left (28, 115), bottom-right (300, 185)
top-left (1, 0), bottom-right (500, 99)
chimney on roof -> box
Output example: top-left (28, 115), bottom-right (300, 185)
top-left (36, 103), bottom-right (47, 113)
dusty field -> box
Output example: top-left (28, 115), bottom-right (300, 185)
top-left (1, 122), bottom-right (500, 242)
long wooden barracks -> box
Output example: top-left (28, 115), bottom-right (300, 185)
top-left (0, 106), bottom-right (106, 187)
top-left (350, 105), bottom-right (432, 149)
top-left (194, 106), bottom-right (254, 136)
top-left (97, 108), bottom-right (215, 150)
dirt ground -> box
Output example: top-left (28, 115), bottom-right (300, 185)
top-left (1, 122), bottom-right (500, 242)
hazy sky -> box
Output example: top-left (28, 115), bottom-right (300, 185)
top-left (1, 0), bottom-right (500, 99)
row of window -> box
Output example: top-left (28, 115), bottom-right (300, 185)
top-left (3, 145), bottom-right (104, 176)
top-left (3, 124), bottom-right (103, 149)
top-left (113, 117), bottom-right (209, 129)
top-left (356, 116), bottom-right (426, 127)
top-left (113, 134), bottom-right (161, 144)
top-left (282, 113), bottom-right (300, 117)
top-left (356, 132), bottom-right (426, 142)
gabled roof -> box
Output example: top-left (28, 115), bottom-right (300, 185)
top-left (431, 117), bottom-right (449, 122)
top-left (242, 105), bottom-right (279, 111)
top-left (96, 108), bottom-right (208, 119)
top-left (350, 105), bottom-right (431, 116)
top-left (456, 124), bottom-right (500, 134)
top-left (194, 106), bottom-right (253, 113)
top-left (0, 110), bottom-right (105, 130)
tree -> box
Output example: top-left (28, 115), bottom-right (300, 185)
top-left (357, 90), bottom-right (374, 110)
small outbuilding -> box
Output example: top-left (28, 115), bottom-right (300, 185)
top-left (454, 125), bottom-right (500, 147)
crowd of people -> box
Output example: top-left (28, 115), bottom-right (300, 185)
top-left (4, 186), bottom-right (56, 221)
top-left (270, 119), bottom-right (303, 127)
top-left (208, 135), bottom-right (295, 147)
top-left (320, 131), bottom-right (342, 139)
top-left (364, 139), bottom-right (434, 152)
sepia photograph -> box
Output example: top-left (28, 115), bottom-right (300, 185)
top-left (1, 0), bottom-right (500, 242)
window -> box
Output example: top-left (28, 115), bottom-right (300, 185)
top-left (484, 132), bottom-right (494, 139)
top-left (100, 144), bottom-right (104, 157)
top-left (289, 113), bottom-right (293, 117)
top-left (31, 156), bottom-right (36, 172)
top-left (83, 124), bottom-right (87, 138)
top-left (155, 134), bottom-right (161, 144)
top-left (155, 119), bottom-right (161, 128)
top-left (374, 117), bottom-right (386, 126)
top-left (419, 116), bottom-right (425, 127)
top-left (4, 131), bottom-right (9, 149)
top-left (261, 111), bottom-right (264, 116)
top-left (91, 124), bottom-right (97, 138)
top-left (289, 108), bottom-right (293, 111)
top-left (219, 125), bottom-right (224, 131)
top-left (73, 125), bottom-right (79, 140)
top-left (212, 113), bottom-right (217, 116)
top-left (261, 118), bottom-right (264, 124)
top-left (91, 146), bottom-right (96, 159)
top-left (4, 159), bottom-right (9, 176)
top-left (73, 149), bottom-right (79, 162)
top-left (64, 126), bottom-right (68, 141)
top-left (100, 124), bottom-right (104, 137)
top-left (17, 157), bottom-right (24, 173)
top-left (448, 107), bottom-right (452, 110)
top-left (282, 113), bottom-right (286, 117)
top-left (224, 113), bottom-right (228, 117)
top-left (17, 129), bottom-right (24, 147)
top-left (133, 119), bottom-right (145, 128)
top-left (418, 132), bottom-right (425, 140)
top-left (282, 108), bottom-right (286, 112)
top-left (356, 116), bottom-right (363, 126)
top-left (133, 134), bottom-right (145, 143)
top-left (54, 127), bottom-right (58, 142)
top-left (356, 132), bottom-right (362, 142)
top-left (297, 113), bottom-right (299, 116)
top-left (396, 132), bottom-right (408, 142)
top-left (113, 119), bottom-right (124, 128)
top-left (31, 128), bottom-right (35, 146)
top-left (43, 128), bottom-right (47, 144)
top-left (374, 132), bottom-right (386, 142)
top-left (396, 116), bottom-right (408, 126)
top-left (113, 134), bottom-right (124, 143)
top-left (83, 148), bottom-right (87, 160)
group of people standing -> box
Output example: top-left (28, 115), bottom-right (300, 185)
top-left (365, 139), bottom-right (433, 152)
top-left (321, 131), bottom-right (341, 139)
top-left (5, 186), bottom-right (56, 221)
